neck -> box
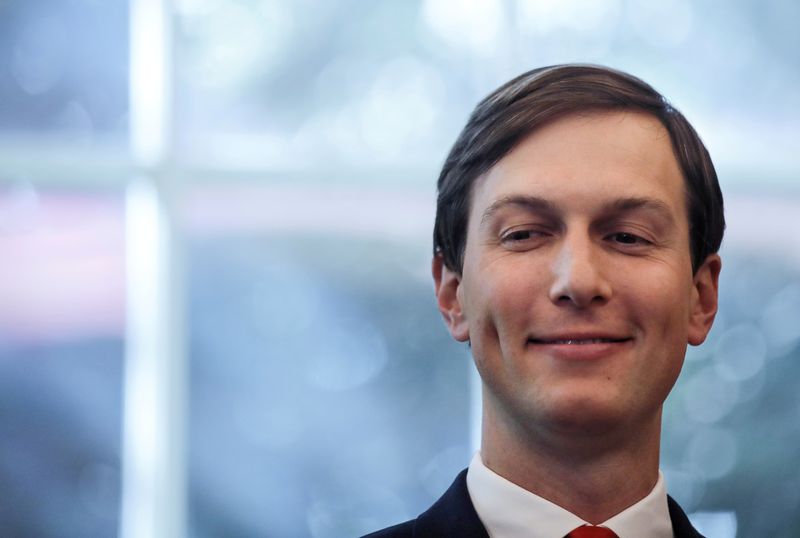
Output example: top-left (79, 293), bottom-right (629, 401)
top-left (480, 397), bottom-right (663, 524)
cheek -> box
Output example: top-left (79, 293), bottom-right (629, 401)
top-left (624, 267), bottom-right (693, 372)
top-left (477, 267), bottom-right (537, 326)
top-left (465, 273), bottom-right (541, 375)
top-left (621, 262), bottom-right (694, 321)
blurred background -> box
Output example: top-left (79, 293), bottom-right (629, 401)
top-left (0, 0), bottom-right (798, 536)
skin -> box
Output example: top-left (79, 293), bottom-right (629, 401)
top-left (433, 110), bottom-right (721, 523)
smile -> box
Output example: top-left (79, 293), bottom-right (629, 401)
top-left (529, 337), bottom-right (631, 345)
top-left (527, 335), bottom-right (633, 360)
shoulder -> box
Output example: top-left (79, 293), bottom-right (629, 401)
top-left (360, 469), bottom-right (488, 538)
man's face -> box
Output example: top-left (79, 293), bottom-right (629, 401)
top-left (434, 110), bottom-right (720, 436)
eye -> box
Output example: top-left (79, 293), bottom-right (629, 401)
top-left (503, 230), bottom-right (537, 241)
top-left (499, 227), bottom-right (550, 250)
top-left (607, 232), bottom-right (650, 246)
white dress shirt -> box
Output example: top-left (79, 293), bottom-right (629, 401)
top-left (466, 452), bottom-right (674, 538)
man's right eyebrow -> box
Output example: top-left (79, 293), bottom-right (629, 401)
top-left (479, 195), bottom-right (559, 227)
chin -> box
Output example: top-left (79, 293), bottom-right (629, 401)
top-left (524, 393), bottom-right (629, 438)
top-left (546, 409), bottom-right (625, 437)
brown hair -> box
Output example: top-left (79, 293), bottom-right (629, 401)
top-left (433, 64), bottom-right (724, 274)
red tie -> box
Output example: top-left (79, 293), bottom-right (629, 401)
top-left (565, 524), bottom-right (619, 538)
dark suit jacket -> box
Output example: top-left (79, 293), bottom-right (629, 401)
top-left (362, 469), bottom-right (705, 538)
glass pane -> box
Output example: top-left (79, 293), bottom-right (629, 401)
top-left (174, 0), bottom-right (467, 172)
top-left (0, 181), bottom-right (126, 537)
top-left (0, 1), bottom-right (129, 143)
top-left (182, 182), bottom-right (471, 536)
top-left (173, 0), bottom-right (799, 187)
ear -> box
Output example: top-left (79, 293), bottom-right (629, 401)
top-left (432, 254), bottom-right (470, 342)
top-left (688, 254), bottom-right (722, 346)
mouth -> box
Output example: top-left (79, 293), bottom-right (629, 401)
top-left (526, 334), bottom-right (633, 360)
top-left (529, 337), bottom-right (632, 345)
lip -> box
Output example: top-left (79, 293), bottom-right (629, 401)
top-left (528, 334), bottom-right (633, 360)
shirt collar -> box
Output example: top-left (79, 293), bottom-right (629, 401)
top-left (466, 452), bottom-right (673, 538)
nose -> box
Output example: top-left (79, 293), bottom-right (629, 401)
top-left (548, 232), bottom-right (612, 308)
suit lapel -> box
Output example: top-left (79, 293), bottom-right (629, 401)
top-left (667, 495), bottom-right (706, 538)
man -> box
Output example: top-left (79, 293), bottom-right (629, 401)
top-left (364, 64), bottom-right (724, 538)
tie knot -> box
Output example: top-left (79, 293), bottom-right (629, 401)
top-left (565, 524), bottom-right (619, 538)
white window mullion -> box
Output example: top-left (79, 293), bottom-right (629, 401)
top-left (121, 0), bottom-right (185, 537)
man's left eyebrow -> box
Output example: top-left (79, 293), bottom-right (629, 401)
top-left (600, 197), bottom-right (676, 224)
top-left (479, 195), bottom-right (558, 227)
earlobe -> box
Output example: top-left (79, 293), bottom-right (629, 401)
top-left (688, 254), bottom-right (722, 346)
top-left (432, 255), bottom-right (470, 342)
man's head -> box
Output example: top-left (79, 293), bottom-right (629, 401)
top-left (431, 65), bottom-right (724, 442)
top-left (433, 64), bottom-right (724, 276)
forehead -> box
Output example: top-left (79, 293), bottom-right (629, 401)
top-left (469, 110), bottom-right (687, 225)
